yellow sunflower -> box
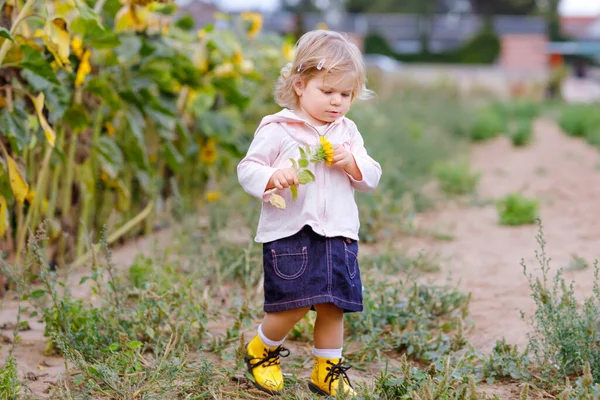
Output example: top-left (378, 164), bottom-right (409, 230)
top-left (319, 136), bottom-right (334, 167)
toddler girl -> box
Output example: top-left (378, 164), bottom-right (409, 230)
top-left (237, 29), bottom-right (382, 397)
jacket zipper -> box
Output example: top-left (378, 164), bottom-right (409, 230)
top-left (304, 122), bottom-right (336, 236)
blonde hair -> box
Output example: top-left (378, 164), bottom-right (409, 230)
top-left (274, 30), bottom-right (374, 110)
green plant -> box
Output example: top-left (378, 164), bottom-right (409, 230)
top-left (434, 161), bottom-right (480, 196)
top-left (372, 355), bottom-right (486, 399)
top-left (509, 119), bottom-right (534, 147)
top-left (0, 356), bottom-right (21, 399)
top-left (559, 104), bottom-right (600, 138)
top-left (522, 221), bottom-right (600, 386)
top-left (346, 275), bottom-right (471, 362)
top-left (556, 362), bottom-right (600, 399)
top-left (470, 108), bottom-right (505, 141)
top-left (497, 193), bottom-right (539, 226)
top-left (482, 337), bottom-right (531, 384)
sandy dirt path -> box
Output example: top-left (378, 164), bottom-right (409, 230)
top-left (404, 118), bottom-right (600, 353)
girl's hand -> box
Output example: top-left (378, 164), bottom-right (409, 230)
top-left (331, 145), bottom-right (354, 169)
top-left (332, 145), bottom-right (363, 181)
top-left (267, 168), bottom-right (299, 190)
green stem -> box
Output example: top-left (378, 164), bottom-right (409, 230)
top-left (61, 133), bottom-right (76, 218)
top-left (70, 201), bottom-right (154, 270)
top-left (46, 126), bottom-right (65, 220)
top-left (14, 144), bottom-right (52, 267)
top-left (0, 0), bottom-right (37, 67)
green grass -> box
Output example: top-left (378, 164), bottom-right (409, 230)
top-left (434, 160), bottom-right (480, 196)
top-left (496, 193), bottom-right (539, 226)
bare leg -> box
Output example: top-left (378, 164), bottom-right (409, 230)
top-left (260, 306), bottom-right (311, 341)
top-left (313, 303), bottom-right (344, 349)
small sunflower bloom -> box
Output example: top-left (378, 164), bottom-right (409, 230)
top-left (71, 35), bottom-right (83, 59)
top-left (105, 122), bottom-right (115, 136)
top-left (205, 190), bottom-right (222, 203)
top-left (241, 12), bottom-right (262, 39)
top-left (200, 138), bottom-right (217, 165)
top-left (282, 42), bottom-right (294, 62)
top-left (75, 49), bottom-right (92, 87)
top-left (318, 136), bottom-right (334, 167)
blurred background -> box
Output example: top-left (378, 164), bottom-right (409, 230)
top-left (176, 0), bottom-right (600, 101)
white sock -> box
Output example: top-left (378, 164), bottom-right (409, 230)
top-left (312, 347), bottom-right (343, 359)
top-left (258, 324), bottom-right (285, 348)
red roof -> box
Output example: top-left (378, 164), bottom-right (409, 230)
top-left (561, 16), bottom-right (598, 38)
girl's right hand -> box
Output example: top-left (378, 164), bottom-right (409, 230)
top-left (267, 168), bottom-right (299, 190)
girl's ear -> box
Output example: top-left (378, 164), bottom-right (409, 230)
top-left (293, 77), bottom-right (305, 97)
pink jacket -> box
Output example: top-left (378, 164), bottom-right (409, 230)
top-left (237, 109), bottom-right (382, 243)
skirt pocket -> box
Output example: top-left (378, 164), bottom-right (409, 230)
top-left (271, 247), bottom-right (308, 280)
top-left (344, 240), bottom-right (358, 280)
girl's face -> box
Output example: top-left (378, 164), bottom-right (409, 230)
top-left (293, 71), bottom-right (355, 127)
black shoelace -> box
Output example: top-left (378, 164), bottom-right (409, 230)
top-left (249, 345), bottom-right (290, 370)
top-left (324, 359), bottom-right (353, 391)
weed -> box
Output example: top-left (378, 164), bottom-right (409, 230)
top-left (522, 220), bottom-right (600, 386)
top-left (434, 161), bottom-right (480, 196)
top-left (371, 355), bottom-right (488, 399)
top-left (565, 254), bottom-right (589, 271)
top-left (482, 337), bottom-right (531, 384)
top-left (0, 356), bottom-right (21, 399)
top-left (556, 362), bottom-right (600, 399)
top-left (346, 275), bottom-right (471, 363)
top-left (559, 104), bottom-right (600, 138)
top-left (496, 193), bottom-right (539, 226)
top-left (470, 107), bottom-right (505, 141)
top-left (510, 119), bottom-right (534, 147)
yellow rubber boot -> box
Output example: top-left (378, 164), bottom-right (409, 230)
top-left (308, 356), bottom-right (356, 397)
top-left (245, 335), bottom-right (290, 395)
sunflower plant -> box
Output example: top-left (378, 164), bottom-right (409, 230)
top-left (267, 136), bottom-right (334, 209)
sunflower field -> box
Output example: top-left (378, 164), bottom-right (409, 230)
top-left (0, 0), bottom-right (290, 275)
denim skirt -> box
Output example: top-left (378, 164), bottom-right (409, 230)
top-left (262, 225), bottom-right (363, 313)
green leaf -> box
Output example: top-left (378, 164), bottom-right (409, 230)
top-left (22, 69), bottom-right (53, 91)
top-left (298, 170), bottom-right (315, 185)
top-left (87, 77), bottom-right (120, 110)
top-left (190, 87), bottom-right (216, 115)
top-left (212, 77), bottom-right (250, 109)
top-left (164, 141), bottom-right (183, 173)
top-left (0, 108), bottom-right (30, 152)
top-left (30, 289), bottom-right (45, 299)
top-left (290, 158), bottom-right (298, 169)
top-left (20, 46), bottom-right (60, 85)
top-left (95, 136), bottom-right (124, 179)
top-left (29, 311), bottom-right (38, 318)
top-left (72, 17), bottom-right (120, 49)
top-left (0, 27), bottom-right (14, 42)
top-left (106, 343), bottom-right (119, 352)
top-left (115, 35), bottom-right (142, 65)
top-left (79, 276), bottom-right (90, 285)
top-left (298, 159), bottom-right (309, 168)
top-left (290, 184), bottom-right (298, 202)
top-left (208, 31), bottom-right (236, 57)
top-left (63, 104), bottom-right (90, 134)
top-left (73, 0), bottom-right (102, 27)
top-left (126, 107), bottom-right (145, 144)
top-left (299, 147), bottom-right (306, 159)
top-left (198, 110), bottom-right (234, 138)
top-left (127, 341), bottom-right (143, 350)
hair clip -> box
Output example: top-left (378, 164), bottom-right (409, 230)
top-left (297, 63), bottom-right (303, 72)
top-left (317, 58), bottom-right (326, 70)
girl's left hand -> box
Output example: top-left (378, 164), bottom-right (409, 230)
top-left (332, 145), bottom-right (363, 181)
top-left (331, 145), bottom-right (354, 169)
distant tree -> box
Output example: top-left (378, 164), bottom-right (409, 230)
top-left (469, 0), bottom-right (538, 16)
top-left (344, 0), bottom-right (445, 13)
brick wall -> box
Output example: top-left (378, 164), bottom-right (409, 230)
top-left (500, 34), bottom-right (548, 72)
